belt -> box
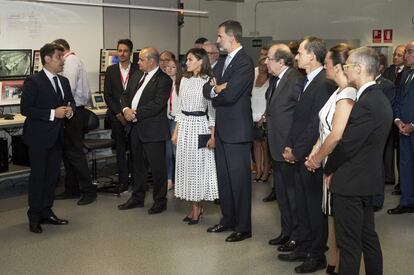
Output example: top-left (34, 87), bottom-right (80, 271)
top-left (181, 110), bottom-right (207, 116)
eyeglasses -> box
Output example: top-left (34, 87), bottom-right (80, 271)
top-left (405, 49), bottom-right (414, 55)
top-left (206, 52), bottom-right (218, 55)
top-left (265, 56), bottom-right (277, 61)
top-left (342, 63), bottom-right (359, 70)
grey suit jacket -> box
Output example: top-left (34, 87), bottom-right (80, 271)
top-left (265, 67), bottom-right (304, 161)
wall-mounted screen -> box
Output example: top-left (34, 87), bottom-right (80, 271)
top-left (0, 79), bottom-right (24, 106)
top-left (0, 50), bottom-right (32, 79)
top-left (32, 50), bottom-right (43, 74)
top-left (100, 49), bottom-right (118, 73)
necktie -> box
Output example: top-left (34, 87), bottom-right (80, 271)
top-left (402, 70), bottom-right (414, 94)
top-left (222, 55), bottom-right (232, 76)
top-left (53, 76), bottom-right (63, 105)
top-left (298, 77), bottom-right (309, 100)
top-left (268, 76), bottom-right (279, 102)
top-left (137, 72), bottom-right (148, 90)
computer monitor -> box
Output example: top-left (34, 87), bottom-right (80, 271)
top-left (91, 93), bottom-right (107, 109)
top-left (0, 79), bottom-right (24, 106)
top-left (32, 50), bottom-right (43, 74)
top-left (0, 49), bottom-right (32, 79)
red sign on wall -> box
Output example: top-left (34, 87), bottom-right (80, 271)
top-left (383, 29), bottom-right (393, 43)
top-left (373, 29), bottom-right (382, 43)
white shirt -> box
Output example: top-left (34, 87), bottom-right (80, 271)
top-left (44, 67), bottom-right (64, 121)
top-left (119, 62), bottom-right (131, 90)
top-left (167, 81), bottom-right (180, 119)
top-left (356, 81), bottom-right (376, 101)
top-left (304, 66), bottom-right (324, 91)
top-left (61, 52), bottom-right (91, 107)
top-left (251, 78), bottom-right (269, 122)
top-left (131, 66), bottom-right (159, 111)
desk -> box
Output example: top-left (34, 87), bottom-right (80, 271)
top-left (0, 108), bottom-right (107, 129)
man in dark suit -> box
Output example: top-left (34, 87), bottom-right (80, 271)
top-left (279, 37), bottom-right (335, 273)
top-left (118, 47), bottom-right (172, 214)
top-left (388, 40), bottom-right (414, 214)
top-left (104, 39), bottom-right (139, 192)
top-left (325, 47), bottom-right (392, 275)
top-left (52, 38), bottom-right (96, 205)
top-left (264, 44), bottom-right (303, 251)
top-left (21, 43), bottom-right (75, 233)
top-left (203, 20), bottom-right (254, 242)
top-left (373, 74), bottom-right (395, 210)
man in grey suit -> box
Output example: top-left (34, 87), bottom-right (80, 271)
top-left (264, 44), bottom-right (304, 251)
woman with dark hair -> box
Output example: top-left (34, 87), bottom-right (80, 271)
top-left (165, 59), bottom-right (183, 190)
top-left (305, 43), bottom-right (356, 275)
top-left (172, 48), bottom-right (218, 224)
top-left (251, 57), bottom-right (270, 182)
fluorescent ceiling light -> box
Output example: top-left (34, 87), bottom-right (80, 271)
top-left (12, 0), bottom-right (208, 15)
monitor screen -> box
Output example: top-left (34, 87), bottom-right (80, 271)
top-left (100, 49), bottom-right (140, 73)
top-left (0, 49), bottom-right (32, 79)
top-left (32, 50), bottom-right (43, 74)
top-left (0, 79), bottom-right (24, 106)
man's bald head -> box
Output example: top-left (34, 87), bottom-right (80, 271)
top-left (138, 47), bottom-right (159, 72)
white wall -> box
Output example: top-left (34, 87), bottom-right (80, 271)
top-left (236, 0), bottom-right (414, 48)
top-left (0, 0), bottom-right (103, 92)
top-left (180, 0), bottom-right (237, 54)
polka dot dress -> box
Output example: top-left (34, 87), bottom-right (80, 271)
top-left (174, 76), bottom-right (219, 202)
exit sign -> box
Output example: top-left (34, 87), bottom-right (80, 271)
top-left (252, 39), bottom-right (262, 47)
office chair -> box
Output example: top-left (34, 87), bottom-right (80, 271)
top-left (82, 109), bottom-right (120, 196)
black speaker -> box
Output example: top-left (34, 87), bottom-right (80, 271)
top-left (12, 135), bottom-right (30, 166)
top-left (0, 138), bottom-right (8, 172)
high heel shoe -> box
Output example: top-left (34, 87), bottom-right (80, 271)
top-left (260, 172), bottom-right (270, 183)
top-left (254, 172), bottom-right (263, 183)
top-left (182, 216), bottom-right (191, 222)
top-left (188, 208), bottom-right (203, 225)
top-left (325, 265), bottom-right (337, 275)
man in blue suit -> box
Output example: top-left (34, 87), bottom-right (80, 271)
top-left (203, 20), bottom-right (255, 242)
top-left (21, 43), bottom-right (75, 233)
top-left (388, 40), bottom-right (414, 214)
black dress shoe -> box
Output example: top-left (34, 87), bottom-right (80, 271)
top-left (55, 192), bottom-right (80, 200)
top-left (225, 231), bottom-right (252, 242)
top-left (385, 181), bottom-right (395, 185)
top-left (277, 240), bottom-right (297, 252)
top-left (207, 224), bottom-right (233, 233)
top-left (118, 198), bottom-right (144, 210)
top-left (392, 190), bottom-right (401, 195)
top-left (278, 251), bottom-right (307, 262)
top-left (387, 205), bottom-right (414, 214)
top-left (214, 199), bottom-right (220, 205)
top-left (294, 257), bottom-right (326, 273)
top-left (29, 222), bottom-right (43, 234)
top-left (268, 234), bottom-right (290, 246)
top-left (262, 190), bottom-right (276, 202)
top-left (41, 216), bottom-right (69, 225)
top-left (148, 204), bottom-right (166, 214)
top-left (77, 194), bottom-right (97, 206)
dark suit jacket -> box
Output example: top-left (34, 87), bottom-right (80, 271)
top-left (104, 63), bottom-right (139, 119)
top-left (21, 70), bottom-right (75, 149)
top-left (120, 68), bottom-right (172, 142)
top-left (286, 69), bottom-right (336, 161)
top-left (382, 64), bottom-right (410, 87)
top-left (266, 67), bottom-right (304, 161)
top-left (394, 69), bottom-right (414, 124)
top-left (203, 48), bottom-right (254, 143)
top-left (325, 84), bottom-right (393, 196)
top-left (376, 75), bottom-right (395, 106)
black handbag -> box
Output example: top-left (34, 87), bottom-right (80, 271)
top-left (198, 134), bottom-right (211, 149)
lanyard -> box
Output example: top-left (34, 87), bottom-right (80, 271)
top-left (120, 66), bottom-right (130, 90)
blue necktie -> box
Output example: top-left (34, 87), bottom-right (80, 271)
top-left (298, 77), bottom-right (309, 100)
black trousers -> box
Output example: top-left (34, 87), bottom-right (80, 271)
top-left (273, 161), bottom-right (298, 239)
top-left (130, 124), bottom-right (167, 205)
top-left (27, 141), bottom-right (62, 223)
top-left (294, 163), bottom-right (327, 259)
top-left (215, 135), bottom-right (252, 233)
top-left (333, 194), bottom-right (383, 275)
top-left (110, 118), bottom-right (129, 185)
top-left (63, 108), bottom-right (96, 196)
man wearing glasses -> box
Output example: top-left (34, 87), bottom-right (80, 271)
top-left (203, 42), bottom-right (220, 69)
